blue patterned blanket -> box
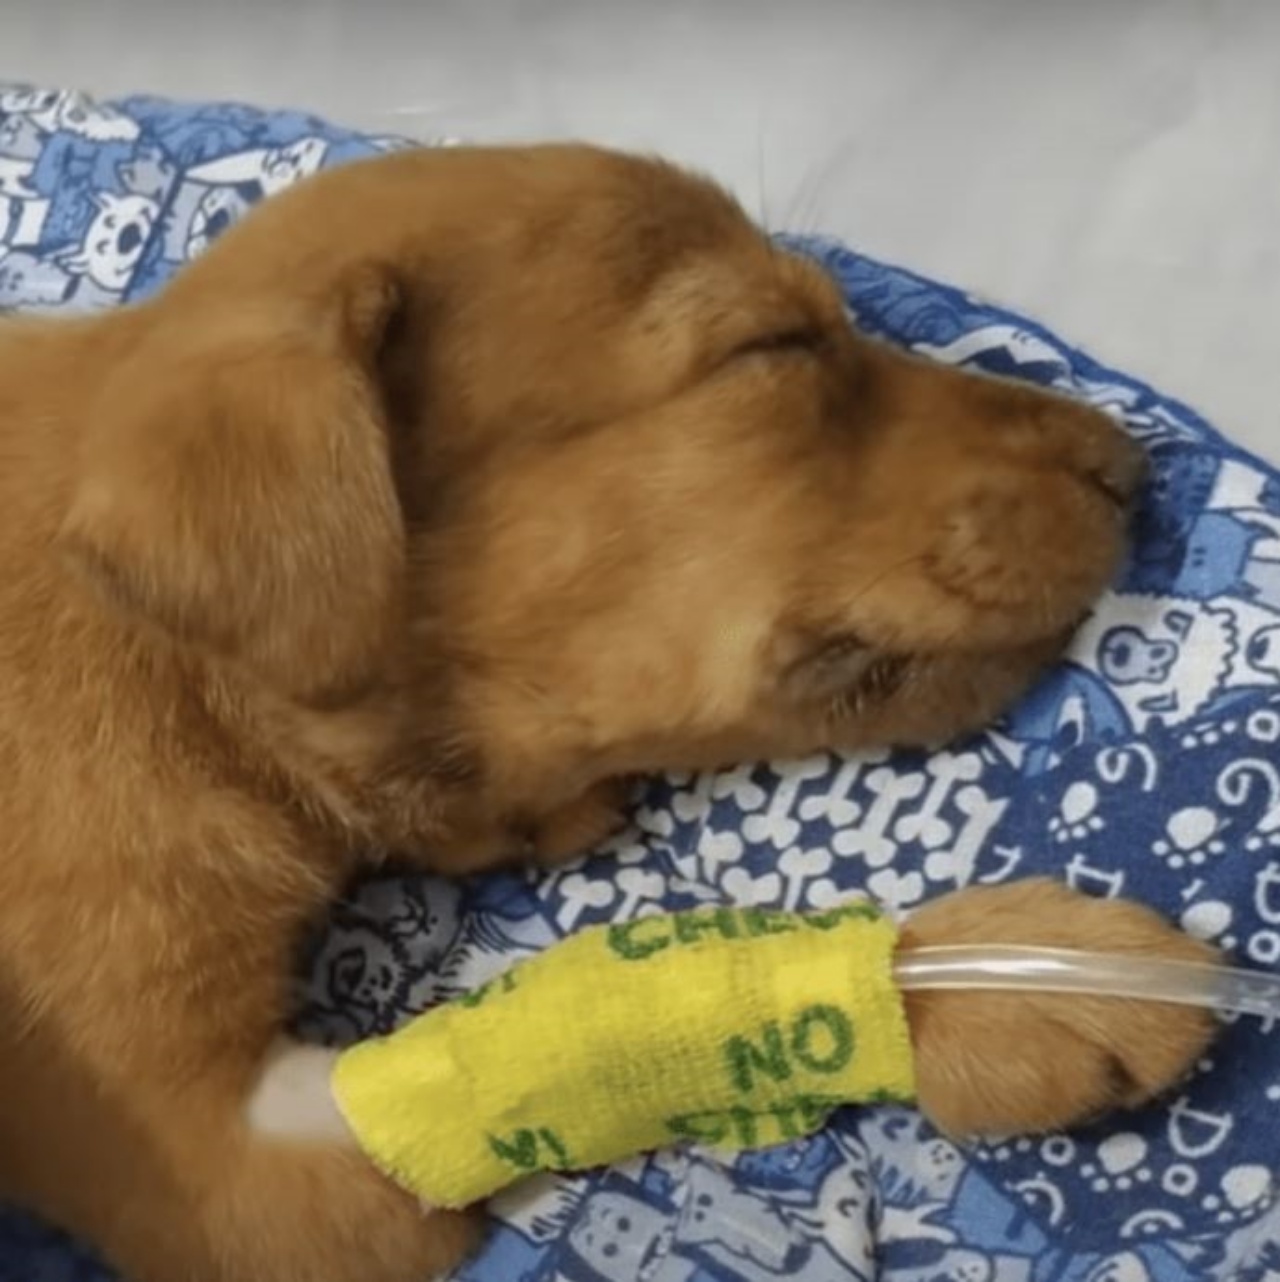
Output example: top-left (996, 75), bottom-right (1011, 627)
top-left (2, 87), bottom-right (1278, 1282)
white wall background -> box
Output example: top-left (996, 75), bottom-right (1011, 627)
top-left (4, 0), bottom-right (1278, 459)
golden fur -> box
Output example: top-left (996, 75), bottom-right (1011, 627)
top-left (0, 145), bottom-right (1213, 1281)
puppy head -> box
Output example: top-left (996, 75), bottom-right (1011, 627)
top-left (61, 146), bottom-right (1144, 823)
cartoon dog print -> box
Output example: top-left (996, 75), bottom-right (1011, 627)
top-left (0, 88), bottom-right (139, 142)
top-left (671, 1157), bottom-right (877, 1282)
top-left (0, 154), bottom-right (39, 200)
top-left (185, 135), bottom-right (329, 197)
top-left (916, 324), bottom-right (1073, 387)
top-left (1075, 592), bottom-right (1280, 730)
top-left (54, 190), bottom-right (157, 295)
top-left (564, 1187), bottom-right (676, 1279)
top-left (0, 248), bottom-right (73, 308)
top-left (162, 137), bottom-right (331, 263)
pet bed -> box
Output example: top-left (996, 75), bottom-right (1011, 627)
top-left (1, 86), bottom-right (1277, 1282)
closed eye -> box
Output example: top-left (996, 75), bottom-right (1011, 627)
top-left (734, 327), bottom-right (825, 359)
top-left (782, 631), bottom-right (873, 701)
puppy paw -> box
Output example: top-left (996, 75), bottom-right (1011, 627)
top-left (415, 779), bottom-right (632, 875)
top-left (899, 878), bottom-right (1220, 1137)
top-left (529, 777), bottom-right (634, 866)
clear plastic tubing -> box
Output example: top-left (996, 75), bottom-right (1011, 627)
top-left (894, 947), bottom-right (1280, 1020)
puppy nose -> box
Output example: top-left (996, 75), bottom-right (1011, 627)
top-left (1023, 395), bottom-right (1150, 510)
top-left (1082, 429), bottom-right (1149, 508)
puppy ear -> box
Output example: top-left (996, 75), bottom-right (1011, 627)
top-left (60, 267), bottom-right (407, 702)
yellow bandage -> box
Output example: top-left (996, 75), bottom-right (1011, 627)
top-left (331, 902), bottom-right (915, 1208)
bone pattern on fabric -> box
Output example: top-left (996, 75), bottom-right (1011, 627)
top-left (1, 86), bottom-right (1278, 1282)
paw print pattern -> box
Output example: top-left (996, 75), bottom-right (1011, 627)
top-left (1181, 718), bottom-right (1241, 750)
top-left (1180, 898), bottom-right (1237, 950)
top-left (1048, 781), bottom-right (1107, 843)
top-left (1151, 806), bottom-right (1229, 869)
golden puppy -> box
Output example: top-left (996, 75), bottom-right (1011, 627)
top-left (0, 145), bottom-right (1212, 1281)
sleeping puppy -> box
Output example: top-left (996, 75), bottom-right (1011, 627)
top-left (0, 145), bottom-right (1213, 1282)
